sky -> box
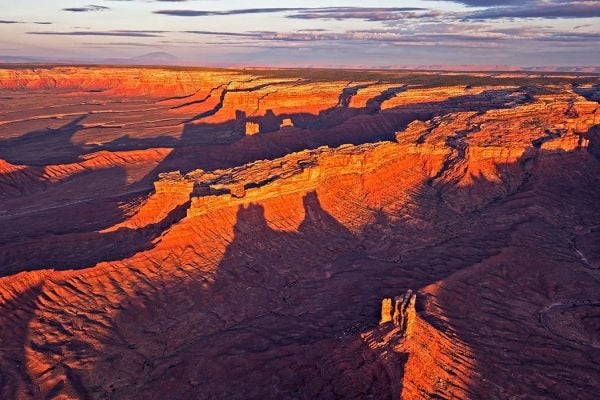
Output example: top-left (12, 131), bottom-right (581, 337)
top-left (0, 0), bottom-right (599, 67)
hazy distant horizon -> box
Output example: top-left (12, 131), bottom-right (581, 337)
top-left (1, 55), bottom-right (598, 73)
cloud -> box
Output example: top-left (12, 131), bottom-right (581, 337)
top-left (531, 31), bottom-right (600, 42)
top-left (183, 28), bottom-right (503, 46)
top-left (7, 1), bottom-right (600, 66)
top-left (1, 20), bottom-right (51, 25)
top-left (472, 2), bottom-right (600, 19)
top-left (182, 23), bottom-right (600, 53)
top-left (80, 41), bottom-right (161, 47)
top-left (155, 7), bottom-right (429, 19)
top-left (288, 8), bottom-right (439, 22)
top-left (154, 3), bottom-right (600, 20)
top-left (447, 0), bottom-right (600, 19)
top-left (155, 8), bottom-right (306, 16)
top-left (185, 30), bottom-right (258, 37)
top-left (439, 0), bottom-right (522, 5)
top-left (27, 30), bottom-right (165, 37)
top-left (63, 5), bottom-right (110, 12)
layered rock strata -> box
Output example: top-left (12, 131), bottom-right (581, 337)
top-left (0, 67), bottom-right (599, 399)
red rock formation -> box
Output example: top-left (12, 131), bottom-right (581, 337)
top-left (280, 118), bottom-right (293, 128)
top-left (368, 291), bottom-right (473, 399)
top-left (0, 67), bottom-right (243, 97)
top-left (0, 66), bottom-right (599, 399)
top-left (245, 121), bottom-right (260, 136)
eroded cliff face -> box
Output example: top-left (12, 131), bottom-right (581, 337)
top-left (0, 66), bottom-right (600, 399)
top-left (0, 67), bottom-right (242, 97)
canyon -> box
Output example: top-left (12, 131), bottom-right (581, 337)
top-left (0, 65), bottom-right (599, 399)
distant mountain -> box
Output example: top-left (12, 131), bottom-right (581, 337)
top-left (99, 52), bottom-right (181, 66)
top-left (129, 52), bottom-right (180, 64)
top-left (0, 55), bottom-right (39, 64)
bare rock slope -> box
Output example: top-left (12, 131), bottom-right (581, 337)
top-left (0, 66), bottom-right (599, 399)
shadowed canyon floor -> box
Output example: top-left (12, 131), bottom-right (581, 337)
top-left (1, 66), bottom-right (600, 399)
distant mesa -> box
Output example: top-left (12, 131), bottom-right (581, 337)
top-left (130, 52), bottom-right (180, 64)
top-left (100, 52), bottom-right (181, 66)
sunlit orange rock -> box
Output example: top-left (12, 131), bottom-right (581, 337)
top-left (245, 121), bottom-right (260, 136)
top-left (0, 66), bottom-right (599, 399)
top-left (280, 118), bottom-right (293, 128)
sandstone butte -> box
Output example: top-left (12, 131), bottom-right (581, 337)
top-left (0, 65), bottom-right (600, 399)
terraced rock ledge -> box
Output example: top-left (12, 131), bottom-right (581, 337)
top-left (0, 66), bottom-right (599, 399)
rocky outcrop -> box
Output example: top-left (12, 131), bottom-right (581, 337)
top-left (280, 118), bottom-right (293, 128)
top-left (245, 121), bottom-right (260, 136)
top-left (381, 290), bottom-right (417, 335)
top-left (369, 288), bottom-right (473, 399)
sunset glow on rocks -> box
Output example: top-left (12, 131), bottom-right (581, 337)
top-left (1, 2), bottom-right (599, 399)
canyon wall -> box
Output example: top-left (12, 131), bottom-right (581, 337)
top-left (0, 67), bottom-right (599, 399)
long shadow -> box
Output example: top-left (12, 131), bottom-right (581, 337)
top-left (1, 81), bottom-right (556, 398)
top-left (77, 87), bottom-right (524, 168)
top-left (1, 74), bottom-right (600, 398)
top-left (79, 143), bottom-right (600, 398)
top-left (0, 85), bottom-right (533, 277)
top-left (0, 114), bottom-right (88, 166)
top-left (67, 191), bottom-right (413, 399)
top-left (137, 87), bottom-right (533, 178)
top-left (574, 83), bottom-right (600, 103)
top-left (0, 280), bottom-right (47, 399)
top-left (0, 113), bottom-right (132, 234)
top-left (0, 199), bottom-right (190, 277)
top-left (2, 139), bottom-right (600, 398)
top-left (0, 86), bottom-right (533, 186)
top-left (0, 113), bottom-right (140, 275)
